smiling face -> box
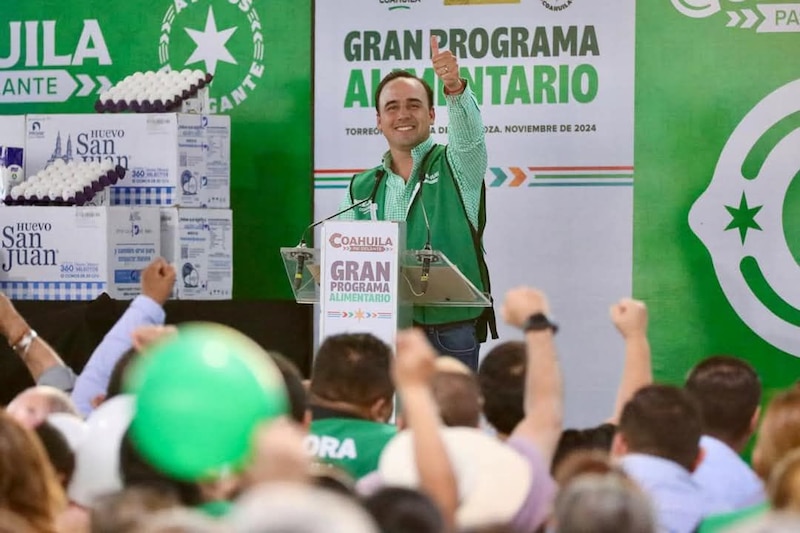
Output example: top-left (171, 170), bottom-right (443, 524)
top-left (376, 77), bottom-right (435, 152)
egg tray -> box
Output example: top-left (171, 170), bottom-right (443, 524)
top-left (94, 73), bottom-right (213, 114)
top-left (3, 165), bottom-right (127, 206)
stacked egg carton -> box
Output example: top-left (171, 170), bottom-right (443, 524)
top-left (94, 69), bottom-right (213, 114)
top-left (4, 159), bottom-right (125, 206)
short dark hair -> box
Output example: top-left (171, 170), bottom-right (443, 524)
top-left (374, 70), bottom-right (434, 113)
top-left (310, 333), bottom-right (393, 408)
top-left (34, 421), bottom-right (75, 488)
top-left (552, 424), bottom-right (617, 476)
top-left (364, 487), bottom-right (444, 533)
top-left (478, 341), bottom-right (525, 435)
top-left (618, 384), bottom-right (702, 471)
top-left (268, 351), bottom-right (308, 424)
top-left (119, 429), bottom-right (202, 507)
top-left (107, 347), bottom-right (139, 399)
top-left (685, 355), bottom-right (761, 443)
top-left (431, 371), bottom-right (482, 428)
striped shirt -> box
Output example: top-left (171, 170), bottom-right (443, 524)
top-left (338, 86), bottom-right (487, 228)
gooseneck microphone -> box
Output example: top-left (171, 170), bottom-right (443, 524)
top-left (417, 176), bottom-right (434, 295)
top-left (292, 169), bottom-right (386, 290)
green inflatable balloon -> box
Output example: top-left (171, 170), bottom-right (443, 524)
top-left (124, 322), bottom-right (288, 480)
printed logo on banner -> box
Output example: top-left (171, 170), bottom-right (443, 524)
top-left (379, 0), bottom-right (423, 10)
top-left (157, 1), bottom-right (265, 113)
top-left (0, 19), bottom-right (113, 104)
top-left (671, 0), bottom-right (800, 32)
top-left (689, 78), bottom-right (800, 356)
top-left (329, 232), bottom-right (394, 252)
top-left (540, 0), bottom-right (574, 12)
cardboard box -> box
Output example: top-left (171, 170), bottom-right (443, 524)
top-left (0, 206), bottom-right (160, 300)
top-left (160, 207), bottom-right (232, 300)
top-left (24, 113), bottom-right (230, 208)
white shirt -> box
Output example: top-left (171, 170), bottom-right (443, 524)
top-left (692, 435), bottom-right (766, 510)
top-left (621, 453), bottom-right (731, 533)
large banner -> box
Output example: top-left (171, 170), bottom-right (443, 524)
top-left (636, 1), bottom-right (800, 393)
top-left (1, 0), bottom-right (312, 300)
top-left (315, 0), bottom-right (635, 426)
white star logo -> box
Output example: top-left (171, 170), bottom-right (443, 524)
top-left (183, 6), bottom-right (238, 75)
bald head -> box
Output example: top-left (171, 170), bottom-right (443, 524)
top-left (6, 386), bottom-right (80, 428)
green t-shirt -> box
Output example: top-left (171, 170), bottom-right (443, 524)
top-left (307, 417), bottom-right (397, 480)
top-left (698, 502), bottom-right (768, 533)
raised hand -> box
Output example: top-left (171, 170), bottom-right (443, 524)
top-left (431, 35), bottom-right (463, 93)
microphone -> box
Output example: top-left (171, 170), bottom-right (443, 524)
top-left (292, 245), bottom-right (311, 291)
top-left (416, 180), bottom-right (434, 295)
top-left (292, 169), bottom-right (386, 290)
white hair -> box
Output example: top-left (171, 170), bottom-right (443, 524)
top-left (554, 474), bottom-right (656, 533)
top-left (228, 482), bottom-right (378, 533)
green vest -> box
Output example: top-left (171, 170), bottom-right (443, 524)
top-left (348, 144), bottom-right (496, 341)
top-left (307, 418), bottom-right (397, 480)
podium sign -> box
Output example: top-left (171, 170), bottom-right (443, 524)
top-left (319, 221), bottom-right (409, 347)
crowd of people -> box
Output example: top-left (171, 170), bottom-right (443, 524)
top-left (1, 257), bottom-right (800, 533)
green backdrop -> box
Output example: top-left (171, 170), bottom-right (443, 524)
top-left (635, 0), bottom-right (800, 397)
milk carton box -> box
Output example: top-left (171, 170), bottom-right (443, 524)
top-left (0, 115), bottom-right (26, 197)
top-left (0, 206), bottom-right (160, 300)
top-left (24, 114), bottom-right (230, 207)
top-left (160, 207), bottom-right (232, 300)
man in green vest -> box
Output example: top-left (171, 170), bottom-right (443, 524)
top-left (305, 332), bottom-right (397, 480)
top-left (338, 35), bottom-right (496, 371)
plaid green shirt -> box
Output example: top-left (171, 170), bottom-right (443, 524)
top-left (339, 86), bottom-right (487, 228)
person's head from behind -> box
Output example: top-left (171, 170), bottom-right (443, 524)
top-left (612, 384), bottom-right (703, 472)
top-left (34, 421), bottom-right (75, 489)
top-left (363, 486), bottom-right (444, 533)
top-left (267, 351), bottom-right (309, 427)
top-left (478, 341), bottom-right (526, 438)
top-left (310, 333), bottom-right (394, 422)
top-left (91, 486), bottom-right (181, 533)
top-left (106, 347), bottom-right (139, 402)
top-left (431, 357), bottom-right (482, 428)
top-left (0, 410), bottom-right (65, 532)
top-left (374, 71), bottom-right (435, 152)
top-left (119, 428), bottom-right (202, 507)
top-left (553, 449), bottom-right (622, 487)
top-left (6, 386), bottom-right (80, 428)
top-left (685, 355), bottom-right (761, 449)
top-left (552, 423), bottom-right (617, 476)
top-left (768, 448), bottom-right (800, 512)
top-left (553, 473), bottom-right (656, 533)
top-left (230, 482), bottom-right (378, 533)
top-left (753, 387), bottom-right (800, 481)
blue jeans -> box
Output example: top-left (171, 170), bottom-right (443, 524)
top-left (418, 321), bottom-right (479, 372)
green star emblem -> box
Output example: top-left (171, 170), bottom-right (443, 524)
top-left (725, 192), bottom-right (763, 244)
